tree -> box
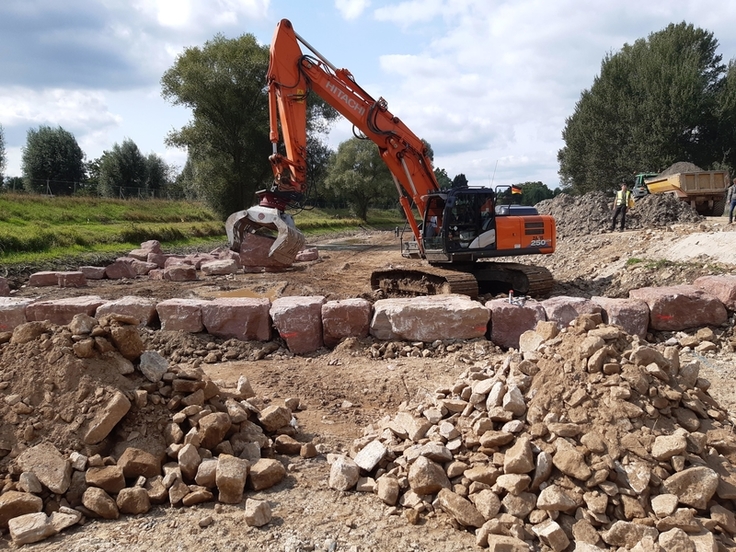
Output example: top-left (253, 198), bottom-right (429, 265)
top-left (511, 181), bottom-right (556, 205)
top-left (161, 34), bottom-right (271, 218)
top-left (162, 34), bottom-right (338, 219)
top-left (558, 22), bottom-right (727, 194)
top-left (434, 167), bottom-right (452, 189)
top-left (304, 137), bottom-right (335, 207)
top-left (324, 137), bottom-right (395, 221)
top-left (21, 125), bottom-right (85, 195)
top-left (0, 124), bottom-right (6, 184)
top-left (452, 173), bottom-right (468, 188)
top-left (144, 153), bottom-right (172, 196)
top-left (98, 139), bottom-right (148, 198)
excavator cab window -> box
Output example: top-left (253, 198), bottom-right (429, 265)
top-left (444, 191), bottom-right (497, 251)
top-left (422, 195), bottom-right (447, 251)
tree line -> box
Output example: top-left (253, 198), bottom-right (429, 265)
top-left (558, 22), bottom-right (736, 194)
top-left (4, 21), bottom-right (725, 218)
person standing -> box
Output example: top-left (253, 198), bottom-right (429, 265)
top-left (610, 182), bottom-right (633, 232)
top-left (727, 178), bottom-right (736, 224)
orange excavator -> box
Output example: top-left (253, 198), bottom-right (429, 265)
top-left (226, 19), bottom-right (556, 298)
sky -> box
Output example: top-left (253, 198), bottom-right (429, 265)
top-left (2, 0), bottom-right (736, 190)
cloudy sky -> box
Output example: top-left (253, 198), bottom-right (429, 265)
top-left (2, 0), bottom-right (736, 190)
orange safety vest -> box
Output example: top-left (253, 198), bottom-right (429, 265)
top-left (615, 189), bottom-right (631, 206)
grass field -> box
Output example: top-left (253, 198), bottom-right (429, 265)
top-left (0, 193), bottom-right (404, 264)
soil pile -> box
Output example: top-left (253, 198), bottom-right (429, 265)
top-left (660, 162), bottom-right (703, 176)
top-left (536, 192), bottom-right (703, 238)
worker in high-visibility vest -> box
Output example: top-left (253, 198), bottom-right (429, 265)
top-left (610, 182), bottom-right (633, 232)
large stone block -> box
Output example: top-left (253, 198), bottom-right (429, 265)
top-left (370, 295), bottom-right (490, 342)
top-left (56, 271), bottom-right (87, 288)
top-left (79, 266), bottom-right (107, 280)
top-left (629, 284), bottom-right (728, 331)
top-left (105, 259), bottom-right (137, 280)
top-left (156, 298), bottom-right (207, 332)
top-left (486, 298), bottom-right (546, 349)
top-left (271, 296), bottom-right (326, 353)
top-left (541, 296), bottom-right (601, 329)
top-left (591, 296), bottom-right (649, 338)
top-left (237, 233), bottom-right (290, 269)
top-left (0, 277), bottom-right (10, 296)
top-left (164, 265), bottom-right (198, 281)
top-left (321, 298), bottom-right (372, 347)
top-left (25, 296), bottom-right (105, 325)
top-left (201, 298), bottom-right (271, 341)
top-left (693, 275), bottom-right (736, 311)
top-left (96, 296), bottom-right (158, 327)
top-left (0, 298), bottom-right (33, 332)
top-left (28, 271), bottom-right (59, 287)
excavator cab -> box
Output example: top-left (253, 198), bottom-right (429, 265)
top-left (419, 189), bottom-right (498, 262)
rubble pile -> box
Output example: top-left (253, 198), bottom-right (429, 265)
top-left (537, 193), bottom-right (703, 239)
top-left (0, 315), bottom-right (310, 545)
top-left (335, 314), bottom-right (736, 550)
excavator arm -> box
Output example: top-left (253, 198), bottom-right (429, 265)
top-left (227, 18), bottom-right (440, 261)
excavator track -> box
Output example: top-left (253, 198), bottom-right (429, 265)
top-left (370, 262), bottom-right (554, 300)
top-left (371, 267), bottom-right (480, 299)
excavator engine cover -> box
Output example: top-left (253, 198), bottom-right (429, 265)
top-left (225, 206), bottom-right (305, 265)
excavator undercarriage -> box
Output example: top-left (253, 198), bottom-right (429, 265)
top-left (370, 262), bottom-right (554, 300)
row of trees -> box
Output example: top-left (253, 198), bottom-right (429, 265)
top-left (0, 124), bottom-right (178, 198)
top-left (12, 21), bottom-right (725, 217)
top-left (559, 22), bottom-right (736, 194)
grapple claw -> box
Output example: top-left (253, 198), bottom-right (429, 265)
top-left (225, 206), bottom-right (305, 265)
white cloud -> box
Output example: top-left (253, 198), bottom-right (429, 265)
top-left (0, 88), bottom-right (120, 132)
top-left (374, 0), bottom-right (448, 26)
top-left (335, 0), bottom-right (371, 20)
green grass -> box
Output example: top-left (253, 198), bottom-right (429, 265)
top-left (0, 194), bottom-right (405, 264)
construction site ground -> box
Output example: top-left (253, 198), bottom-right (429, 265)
top-left (7, 198), bottom-right (736, 551)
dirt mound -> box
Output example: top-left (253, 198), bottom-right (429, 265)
top-left (660, 162), bottom-right (703, 176)
top-left (536, 192), bottom-right (702, 238)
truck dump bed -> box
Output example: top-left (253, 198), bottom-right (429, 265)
top-left (640, 170), bottom-right (729, 216)
top-left (645, 171), bottom-right (729, 198)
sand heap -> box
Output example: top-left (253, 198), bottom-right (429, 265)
top-left (337, 314), bottom-right (736, 550)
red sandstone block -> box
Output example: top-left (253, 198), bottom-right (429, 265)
top-left (629, 284), bottom-right (727, 331)
top-left (0, 298), bottom-right (34, 331)
top-left (57, 271), bottom-right (87, 288)
top-left (105, 260), bottom-right (137, 280)
top-left (271, 296), bottom-right (326, 353)
top-left (28, 271), bottom-right (59, 287)
top-left (370, 295), bottom-right (489, 342)
top-left (540, 296), bottom-right (602, 329)
top-left (486, 298), bottom-right (546, 349)
top-left (156, 298), bottom-right (208, 332)
top-left (80, 266), bottom-right (107, 280)
top-left (97, 296), bottom-right (159, 327)
top-left (321, 298), bottom-right (371, 347)
top-left (591, 296), bottom-right (649, 338)
top-left (165, 265), bottom-right (197, 281)
top-left (201, 298), bottom-right (271, 341)
top-left (693, 275), bottom-right (736, 311)
top-left (26, 296), bottom-right (105, 325)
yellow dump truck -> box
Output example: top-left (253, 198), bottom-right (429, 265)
top-left (631, 170), bottom-right (730, 216)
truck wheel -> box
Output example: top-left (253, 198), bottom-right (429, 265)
top-left (712, 197), bottom-right (726, 217)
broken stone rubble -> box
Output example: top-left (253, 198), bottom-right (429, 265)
top-left (335, 312), bottom-right (736, 551)
top-left (0, 314), bottom-right (308, 546)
